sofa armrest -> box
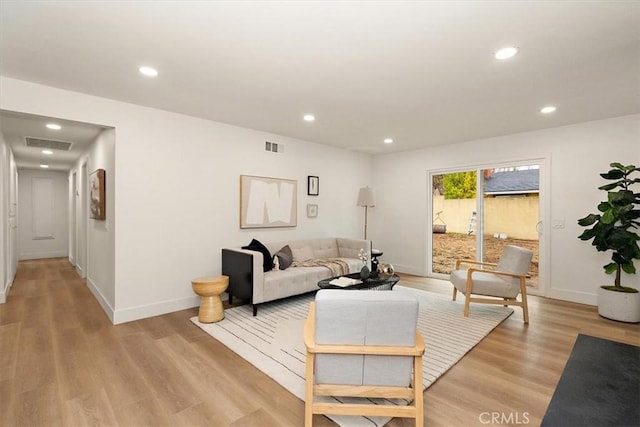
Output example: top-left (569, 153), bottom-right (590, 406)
top-left (336, 238), bottom-right (372, 269)
top-left (221, 248), bottom-right (264, 303)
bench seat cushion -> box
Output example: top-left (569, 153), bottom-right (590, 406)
top-left (314, 290), bottom-right (419, 386)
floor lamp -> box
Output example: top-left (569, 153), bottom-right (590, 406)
top-left (357, 186), bottom-right (375, 240)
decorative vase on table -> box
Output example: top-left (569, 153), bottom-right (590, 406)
top-left (358, 248), bottom-right (370, 280)
top-left (360, 265), bottom-right (370, 280)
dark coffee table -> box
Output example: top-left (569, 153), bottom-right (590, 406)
top-left (317, 272), bottom-right (399, 290)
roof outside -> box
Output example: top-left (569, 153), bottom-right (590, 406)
top-left (484, 169), bottom-right (539, 194)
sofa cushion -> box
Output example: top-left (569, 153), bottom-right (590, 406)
top-left (273, 245), bottom-right (293, 270)
top-left (292, 245), bottom-right (315, 262)
top-left (242, 239), bottom-right (273, 272)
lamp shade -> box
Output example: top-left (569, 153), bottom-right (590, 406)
top-left (357, 187), bottom-right (375, 207)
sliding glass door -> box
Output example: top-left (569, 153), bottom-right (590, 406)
top-left (430, 162), bottom-right (541, 291)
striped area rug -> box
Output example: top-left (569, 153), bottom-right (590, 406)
top-left (191, 286), bottom-right (513, 426)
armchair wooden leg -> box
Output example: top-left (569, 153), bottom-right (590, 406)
top-left (414, 355), bottom-right (424, 427)
top-left (305, 352), bottom-right (315, 427)
top-left (452, 286), bottom-right (458, 301)
top-left (463, 280), bottom-right (473, 317)
top-left (463, 294), bottom-right (471, 317)
top-left (520, 279), bottom-right (529, 324)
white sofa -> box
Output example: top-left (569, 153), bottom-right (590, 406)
top-left (222, 237), bottom-right (371, 315)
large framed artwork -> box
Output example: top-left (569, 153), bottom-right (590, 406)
top-left (240, 175), bottom-right (297, 228)
top-left (90, 168), bottom-right (106, 220)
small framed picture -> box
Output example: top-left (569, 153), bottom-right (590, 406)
top-left (90, 168), bottom-right (106, 220)
top-left (307, 204), bottom-right (318, 218)
top-left (307, 175), bottom-right (319, 196)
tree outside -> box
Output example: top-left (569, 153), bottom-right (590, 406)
top-left (442, 171), bottom-right (476, 199)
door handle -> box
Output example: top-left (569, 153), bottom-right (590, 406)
top-left (536, 220), bottom-right (543, 235)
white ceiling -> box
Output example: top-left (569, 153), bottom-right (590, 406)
top-left (0, 110), bottom-right (105, 170)
top-left (0, 1), bottom-right (638, 160)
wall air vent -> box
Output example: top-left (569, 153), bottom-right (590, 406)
top-left (25, 137), bottom-right (73, 151)
top-left (265, 141), bottom-right (283, 153)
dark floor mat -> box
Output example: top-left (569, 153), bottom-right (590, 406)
top-left (542, 334), bottom-right (640, 427)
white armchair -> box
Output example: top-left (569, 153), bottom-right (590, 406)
top-left (304, 290), bottom-right (425, 426)
top-left (450, 245), bottom-right (533, 323)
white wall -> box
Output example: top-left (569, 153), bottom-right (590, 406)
top-left (0, 133), bottom-right (18, 302)
top-left (0, 135), bottom-right (4, 303)
top-left (1, 77), bottom-right (372, 323)
top-left (69, 128), bottom-right (116, 317)
top-left (0, 133), bottom-right (18, 303)
top-left (371, 114), bottom-right (640, 305)
top-left (17, 169), bottom-right (69, 260)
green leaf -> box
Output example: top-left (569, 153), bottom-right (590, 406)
top-left (597, 202), bottom-right (610, 212)
top-left (578, 214), bottom-right (600, 226)
top-left (604, 263), bottom-right (617, 274)
top-left (627, 209), bottom-right (640, 219)
top-left (601, 169), bottom-right (625, 180)
top-left (598, 182), bottom-right (619, 191)
top-left (610, 162), bottom-right (625, 169)
top-left (608, 229), bottom-right (638, 248)
top-left (608, 190), bottom-right (634, 205)
top-left (578, 228), bottom-right (596, 240)
top-left (622, 262), bottom-right (636, 275)
top-left (601, 210), bottom-right (615, 224)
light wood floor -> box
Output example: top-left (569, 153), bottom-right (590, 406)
top-left (1, 258), bottom-right (638, 426)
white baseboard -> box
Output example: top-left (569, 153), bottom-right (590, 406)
top-left (547, 288), bottom-right (597, 306)
top-left (0, 283), bottom-right (7, 304)
top-left (69, 255), bottom-right (75, 266)
top-left (86, 277), bottom-right (203, 325)
top-left (76, 264), bottom-right (85, 278)
top-left (1, 276), bottom-right (14, 304)
top-left (113, 295), bottom-right (200, 325)
top-left (19, 250), bottom-right (68, 260)
top-left (86, 277), bottom-right (115, 323)
top-left (392, 263), bottom-right (425, 276)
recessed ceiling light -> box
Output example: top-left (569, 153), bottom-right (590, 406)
top-left (40, 164), bottom-right (49, 168)
top-left (46, 123), bottom-right (61, 130)
top-left (540, 105), bottom-right (557, 114)
top-left (303, 114), bottom-right (315, 122)
top-left (139, 66), bottom-right (159, 77)
top-left (494, 46), bottom-right (519, 60)
top-left (383, 138), bottom-right (393, 144)
top-left (42, 150), bottom-right (53, 155)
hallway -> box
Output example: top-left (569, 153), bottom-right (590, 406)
top-left (0, 258), bottom-right (303, 426)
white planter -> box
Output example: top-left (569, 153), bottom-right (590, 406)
top-left (598, 287), bottom-right (640, 323)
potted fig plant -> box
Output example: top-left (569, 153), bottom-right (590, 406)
top-left (578, 162), bottom-right (640, 322)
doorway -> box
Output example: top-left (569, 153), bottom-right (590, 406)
top-left (76, 161), bottom-right (88, 278)
top-left (70, 171), bottom-right (77, 266)
top-left (429, 160), bottom-right (545, 293)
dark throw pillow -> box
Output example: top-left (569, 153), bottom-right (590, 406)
top-left (273, 245), bottom-right (293, 270)
top-left (242, 239), bottom-right (273, 272)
